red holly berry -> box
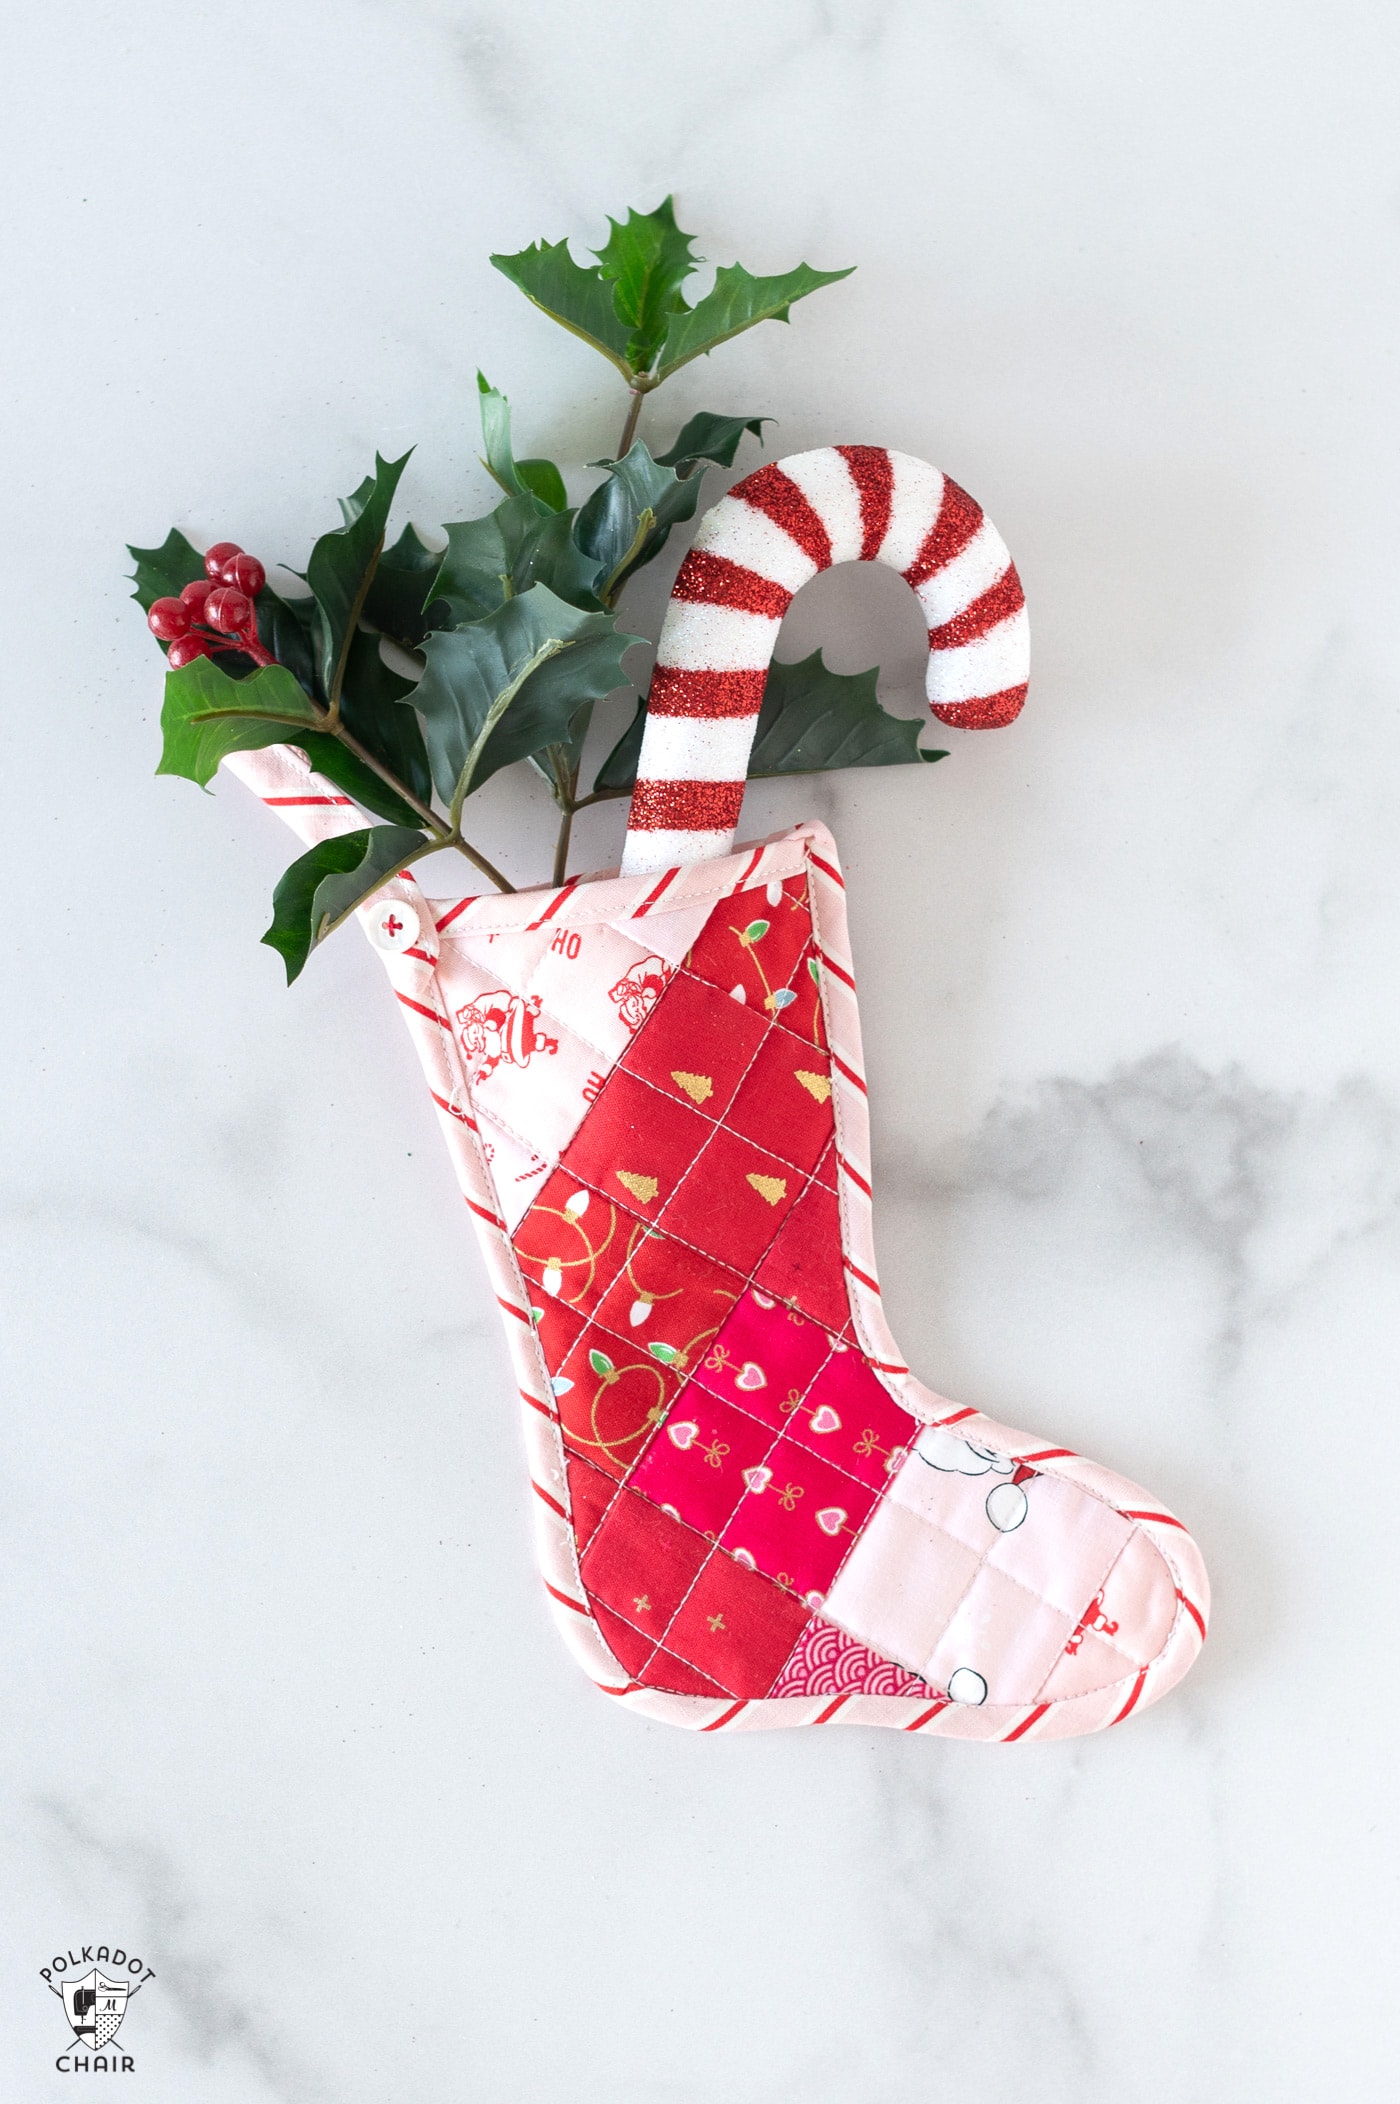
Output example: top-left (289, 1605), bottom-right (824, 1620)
top-left (180, 577), bottom-right (216, 613)
top-left (204, 540), bottom-right (243, 582)
top-left (224, 552), bottom-right (266, 597)
top-left (204, 586), bottom-right (255, 635)
top-left (166, 632), bottom-right (213, 668)
top-left (147, 596), bottom-right (193, 641)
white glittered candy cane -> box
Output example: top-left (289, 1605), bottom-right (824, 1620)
top-left (620, 446), bottom-right (1029, 874)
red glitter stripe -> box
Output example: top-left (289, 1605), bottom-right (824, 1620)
top-left (647, 664), bottom-right (768, 720)
top-left (1176, 1590), bottom-right (1208, 1641)
top-left (701, 1698), bottom-right (749, 1732)
top-left (520, 1387), bottom-right (558, 1421)
top-left (730, 463), bottom-right (833, 568)
top-left (628, 779), bottom-right (745, 832)
top-left (497, 1296), bottom-right (533, 1325)
top-left (837, 1156), bottom-right (872, 1197)
top-left (813, 1692), bottom-right (853, 1725)
top-left (632, 869), bottom-right (680, 917)
top-left (434, 896), bottom-right (476, 931)
top-left (842, 1256), bottom-right (881, 1295)
top-left (808, 850), bottom-right (845, 889)
top-left (1122, 1509), bottom-right (1190, 1530)
top-left (905, 1700), bottom-right (949, 1731)
top-left (465, 1197), bottom-right (506, 1230)
top-left (903, 476), bottom-right (985, 590)
top-left (830, 1050), bottom-right (867, 1094)
top-left (544, 1580), bottom-right (590, 1616)
top-left (836, 445), bottom-right (894, 559)
top-left (396, 991), bottom-right (450, 1029)
top-left (929, 682), bottom-right (1027, 730)
top-left (533, 1481), bottom-right (569, 1523)
top-left (525, 875), bottom-right (581, 931)
top-left (817, 947), bottom-right (856, 990)
top-left (672, 549), bottom-right (793, 619)
top-left (264, 794), bottom-right (355, 807)
top-left (1111, 1667), bottom-right (1149, 1724)
top-left (1002, 1702), bottom-right (1051, 1743)
top-left (925, 564), bottom-right (1025, 649)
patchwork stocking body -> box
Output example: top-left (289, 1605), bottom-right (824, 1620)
top-left (226, 746), bottom-right (1208, 1740)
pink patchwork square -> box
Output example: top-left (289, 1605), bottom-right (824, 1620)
top-left (1036, 1627), bottom-right (1139, 1705)
top-left (820, 1497), bottom-right (982, 1672)
top-left (693, 1289), bottom-right (834, 1428)
top-left (720, 1434), bottom-right (876, 1600)
top-left (1092, 1526), bottom-right (1180, 1668)
top-left (528, 922), bottom-right (672, 1065)
top-left (792, 1346), bottom-right (917, 1489)
top-left (627, 1387), bottom-right (774, 1540)
top-left (984, 1471), bottom-right (1134, 1620)
top-left (923, 1564), bottom-right (1076, 1705)
top-left (887, 1443), bottom-right (1002, 1555)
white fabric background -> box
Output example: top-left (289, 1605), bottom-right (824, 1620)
top-left (2, 3), bottom-right (1397, 2097)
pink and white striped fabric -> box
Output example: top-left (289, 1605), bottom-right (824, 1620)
top-left (620, 446), bottom-right (1029, 875)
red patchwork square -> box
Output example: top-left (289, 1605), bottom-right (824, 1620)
top-left (620, 969), bottom-right (768, 1120)
top-left (592, 1228), bottom-right (745, 1383)
top-left (559, 1067), bottom-right (710, 1216)
top-left (513, 1171), bottom-right (631, 1325)
top-left (812, 1141), bottom-right (839, 1191)
top-left (580, 1487), bottom-right (711, 1626)
top-left (627, 1388), bottom-right (776, 1540)
top-left (588, 1597), bottom-right (658, 1679)
top-left (720, 1434), bottom-right (877, 1601)
top-left (753, 1174), bottom-right (850, 1334)
top-left (638, 1646), bottom-right (729, 1699)
top-left (694, 1288), bottom-right (834, 1429)
top-left (686, 877), bottom-right (815, 1016)
top-left (554, 1319), bottom-right (688, 1479)
top-left (778, 944), bottom-right (828, 1047)
top-left (725, 1029), bottom-right (835, 1172)
top-left (566, 1454), bottom-right (618, 1553)
top-left (662, 1551), bottom-right (813, 1696)
top-left (794, 1346), bottom-right (919, 1491)
top-left (660, 1127), bottom-right (802, 1273)
top-left (529, 1293), bottom-right (587, 1383)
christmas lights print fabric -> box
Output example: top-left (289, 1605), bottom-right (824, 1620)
top-left (225, 743), bottom-right (1208, 1740)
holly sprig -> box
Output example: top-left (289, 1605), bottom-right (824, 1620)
top-left (129, 198), bottom-right (946, 982)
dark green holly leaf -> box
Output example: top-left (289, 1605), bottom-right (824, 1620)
top-left (591, 693), bottom-right (646, 795)
top-left (429, 495), bottom-right (601, 624)
top-left (262, 825), bottom-right (428, 984)
top-left (412, 584), bottom-right (640, 811)
top-left (476, 374), bottom-right (567, 513)
top-left (335, 627), bottom-right (432, 809)
top-left (157, 656), bottom-right (321, 787)
top-left (255, 586), bottom-right (322, 699)
top-left (748, 652), bottom-right (945, 775)
top-left (291, 732), bottom-right (424, 827)
top-left (305, 450), bottom-right (412, 704)
top-left (363, 524), bottom-right (445, 647)
top-left (490, 237), bottom-right (634, 376)
top-left (128, 528), bottom-right (206, 612)
top-left (592, 197), bottom-right (699, 375)
top-left (574, 442), bottom-right (708, 599)
top-left (653, 411), bottom-right (770, 473)
top-left (657, 261), bottom-right (853, 380)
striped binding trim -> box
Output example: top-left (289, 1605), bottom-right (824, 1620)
top-left (622, 446), bottom-right (1029, 873)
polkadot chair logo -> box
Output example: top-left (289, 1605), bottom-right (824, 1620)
top-left (41, 1945), bottom-right (154, 2073)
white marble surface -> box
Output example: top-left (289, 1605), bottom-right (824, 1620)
top-left (3, 1), bottom-right (1398, 2096)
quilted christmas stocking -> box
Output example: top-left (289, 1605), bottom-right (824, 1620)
top-left (227, 447), bottom-right (1207, 1741)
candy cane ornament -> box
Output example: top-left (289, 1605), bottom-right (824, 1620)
top-left (620, 446), bottom-right (1029, 874)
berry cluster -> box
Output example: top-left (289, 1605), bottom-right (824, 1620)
top-left (147, 542), bottom-right (274, 669)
